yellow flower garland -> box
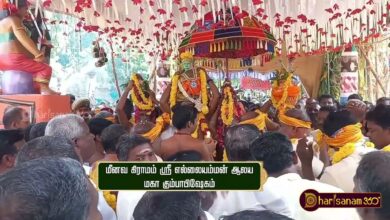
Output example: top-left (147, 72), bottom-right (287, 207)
top-left (191, 113), bottom-right (208, 139)
top-left (169, 74), bottom-right (180, 109)
top-left (169, 69), bottom-right (208, 115)
top-left (90, 166), bottom-right (117, 211)
top-left (142, 113), bottom-right (171, 142)
top-left (332, 143), bottom-right (356, 164)
top-left (331, 140), bottom-right (374, 164)
top-left (365, 142), bottom-right (375, 148)
top-left (315, 130), bottom-right (323, 144)
top-left (221, 86), bottom-right (234, 126)
top-left (382, 145), bottom-right (390, 152)
top-left (103, 191), bottom-right (117, 211)
top-left (223, 149), bottom-right (228, 161)
top-left (130, 74), bottom-right (153, 111)
top-left (271, 74), bottom-right (292, 110)
top-left (199, 69), bottom-right (209, 115)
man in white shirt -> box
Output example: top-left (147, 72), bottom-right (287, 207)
top-left (320, 110), bottom-right (375, 192)
top-left (354, 151), bottom-right (390, 220)
top-left (250, 132), bottom-right (360, 220)
top-left (115, 134), bottom-right (158, 220)
top-left (117, 191), bottom-right (146, 220)
top-left (319, 140), bottom-right (374, 193)
top-left (208, 125), bottom-right (261, 219)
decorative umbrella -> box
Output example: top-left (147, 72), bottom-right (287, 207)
top-left (178, 8), bottom-right (277, 78)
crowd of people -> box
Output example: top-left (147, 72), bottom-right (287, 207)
top-left (0, 89), bottom-right (389, 220)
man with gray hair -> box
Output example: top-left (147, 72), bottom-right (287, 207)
top-left (14, 137), bottom-right (115, 220)
top-left (43, 116), bottom-right (116, 220)
top-left (15, 136), bottom-right (80, 165)
top-left (45, 114), bottom-right (95, 165)
top-left (0, 157), bottom-right (92, 220)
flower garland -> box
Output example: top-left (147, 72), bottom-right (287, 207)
top-left (170, 69), bottom-right (208, 115)
top-left (130, 74), bottom-right (153, 111)
top-left (90, 166), bottom-right (117, 211)
top-left (221, 86), bottom-right (234, 126)
top-left (223, 150), bottom-right (228, 161)
top-left (103, 191), bottom-right (117, 211)
top-left (314, 130), bottom-right (323, 144)
top-left (271, 73), bottom-right (293, 110)
top-left (331, 140), bottom-right (375, 164)
top-left (199, 69), bottom-right (209, 115)
top-left (169, 74), bottom-right (180, 109)
top-left (191, 113), bottom-right (209, 139)
top-left (382, 145), bottom-right (390, 152)
top-left (331, 143), bottom-right (356, 164)
top-left (142, 113), bottom-right (171, 142)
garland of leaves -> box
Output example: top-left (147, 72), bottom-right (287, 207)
top-left (357, 50), bottom-right (367, 100)
top-left (318, 52), bottom-right (342, 99)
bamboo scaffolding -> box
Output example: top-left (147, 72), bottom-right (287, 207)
top-left (358, 47), bottom-right (386, 95)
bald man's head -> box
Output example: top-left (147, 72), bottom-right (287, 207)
top-left (3, 107), bottom-right (30, 130)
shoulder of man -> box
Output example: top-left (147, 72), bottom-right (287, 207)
top-left (308, 178), bottom-right (345, 193)
top-left (318, 168), bottom-right (340, 189)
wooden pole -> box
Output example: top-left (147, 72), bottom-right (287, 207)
top-left (326, 52), bottom-right (330, 94)
top-left (359, 47), bottom-right (386, 95)
top-left (109, 42), bottom-right (121, 97)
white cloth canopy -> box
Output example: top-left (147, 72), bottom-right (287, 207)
top-left (32, 0), bottom-right (387, 57)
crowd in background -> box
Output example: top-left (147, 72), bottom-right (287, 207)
top-left (0, 93), bottom-right (390, 220)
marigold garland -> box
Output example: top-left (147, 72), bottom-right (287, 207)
top-left (191, 113), bottom-right (208, 139)
top-left (199, 69), bottom-right (209, 115)
top-left (314, 130), bottom-right (323, 144)
top-left (332, 143), bottom-right (356, 164)
top-left (103, 191), bottom-right (117, 211)
top-left (130, 74), bottom-right (153, 111)
top-left (169, 74), bottom-right (180, 109)
top-left (142, 113), bottom-right (171, 142)
top-left (365, 142), bottom-right (375, 148)
top-left (90, 166), bottom-right (117, 211)
top-left (382, 145), bottom-right (390, 152)
top-left (223, 149), bottom-right (229, 161)
top-left (221, 86), bottom-right (234, 126)
top-left (331, 140), bottom-right (373, 164)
